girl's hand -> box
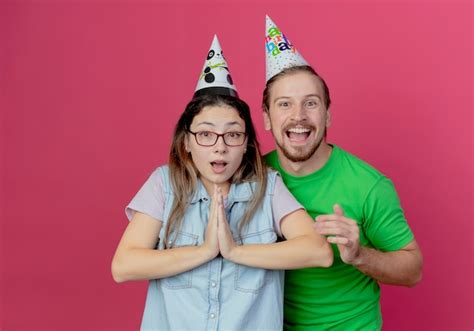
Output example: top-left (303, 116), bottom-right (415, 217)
top-left (203, 186), bottom-right (220, 260)
top-left (216, 187), bottom-right (237, 260)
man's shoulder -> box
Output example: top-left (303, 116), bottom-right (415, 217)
top-left (263, 149), bottom-right (277, 160)
top-left (333, 145), bottom-right (386, 182)
top-left (263, 150), bottom-right (279, 168)
top-left (263, 146), bottom-right (388, 182)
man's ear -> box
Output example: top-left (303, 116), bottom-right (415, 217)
top-left (326, 109), bottom-right (331, 128)
top-left (263, 111), bottom-right (272, 131)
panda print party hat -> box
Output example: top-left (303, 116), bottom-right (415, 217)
top-left (265, 15), bottom-right (309, 82)
top-left (194, 35), bottom-right (238, 97)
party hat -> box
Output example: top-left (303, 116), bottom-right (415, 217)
top-left (194, 35), bottom-right (238, 97)
top-left (265, 15), bottom-right (309, 82)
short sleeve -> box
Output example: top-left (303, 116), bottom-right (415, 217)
top-left (363, 177), bottom-right (414, 251)
top-left (272, 175), bottom-right (304, 237)
top-left (125, 168), bottom-right (166, 222)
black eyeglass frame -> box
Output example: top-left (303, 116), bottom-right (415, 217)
top-left (187, 130), bottom-right (248, 147)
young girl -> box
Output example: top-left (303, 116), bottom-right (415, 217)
top-left (112, 36), bottom-right (332, 330)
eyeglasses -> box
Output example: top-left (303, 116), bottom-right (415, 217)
top-left (187, 130), bottom-right (247, 147)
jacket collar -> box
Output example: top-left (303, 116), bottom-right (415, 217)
top-left (189, 179), bottom-right (255, 204)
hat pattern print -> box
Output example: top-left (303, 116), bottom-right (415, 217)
top-left (265, 15), bottom-right (309, 82)
top-left (194, 35), bottom-right (238, 97)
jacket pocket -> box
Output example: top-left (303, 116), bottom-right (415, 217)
top-left (234, 228), bottom-right (276, 294)
top-left (162, 231), bottom-right (199, 289)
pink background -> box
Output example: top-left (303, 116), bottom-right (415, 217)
top-left (1, 1), bottom-right (472, 330)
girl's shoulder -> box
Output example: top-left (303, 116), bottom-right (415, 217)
top-left (148, 164), bottom-right (171, 193)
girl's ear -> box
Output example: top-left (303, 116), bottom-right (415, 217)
top-left (184, 135), bottom-right (190, 152)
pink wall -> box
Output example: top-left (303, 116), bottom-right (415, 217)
top-left (1, 1), bottom-right (472, 330)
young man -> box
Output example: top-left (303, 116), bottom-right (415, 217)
top-left (263, 16), bottom-right (423, 330)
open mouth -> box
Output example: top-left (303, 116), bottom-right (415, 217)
top-left (210, 161), bottom-right (228, 173)
top-left (286, 127), bottom-right (312, 142)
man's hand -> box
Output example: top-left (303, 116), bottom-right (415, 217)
top-left (315, 204), bottom-right (422, 286)
top-left (314, 204), bottom-right (361, 265)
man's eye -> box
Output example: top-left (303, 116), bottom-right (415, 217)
top-left (305, 100), bottom-right (318, 108)
top-left (278, 102), bottom-right (289, 108)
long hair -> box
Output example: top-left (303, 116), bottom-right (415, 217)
top-left (165, 94), bottom-right (267, 248)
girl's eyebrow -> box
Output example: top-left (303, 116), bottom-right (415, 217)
top-left (195, 121), bottom-right (215, 127)
top-left (195, 121), bottom-right (243, 129)
top-left (224, 121), bottom-right (244, 128)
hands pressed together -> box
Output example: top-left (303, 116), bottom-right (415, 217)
top-left (204, 191), bottom-right (362, 266)
top-left (204, 190), bottom-right (363, 266)
top-left (203, 185), bottom-right (238, 261)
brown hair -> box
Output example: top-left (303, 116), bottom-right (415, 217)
top-left (262, 65), bottom-right (331, 112)
top-left (165, 94), bottom-right (267, 248)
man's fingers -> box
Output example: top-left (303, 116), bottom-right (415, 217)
top-left (333, 204), bottom-right (344, 216)
top-left (315, 225), bottom-right (350, 237)
top-left (327, 236), bottom-right (351, 246)
top-left (316, 214), bottom-right (341, 222)
top-left (316, 215), bottom-right (358, 227)
top-left (314, 220), bottom-right (359, 245)
top-left (314, 219), bottom-right (356, 230)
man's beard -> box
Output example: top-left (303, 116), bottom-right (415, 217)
top-left (275, 131), bottom-right (324, 163)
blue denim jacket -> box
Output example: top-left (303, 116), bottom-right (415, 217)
top-left (141, 165), bottom-right (284, 331)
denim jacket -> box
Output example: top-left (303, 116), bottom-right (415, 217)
top-left (141, 165), bottom-right (284, 331)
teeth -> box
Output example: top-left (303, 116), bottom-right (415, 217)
top-left (287, 127), bottom-right (310, 133)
